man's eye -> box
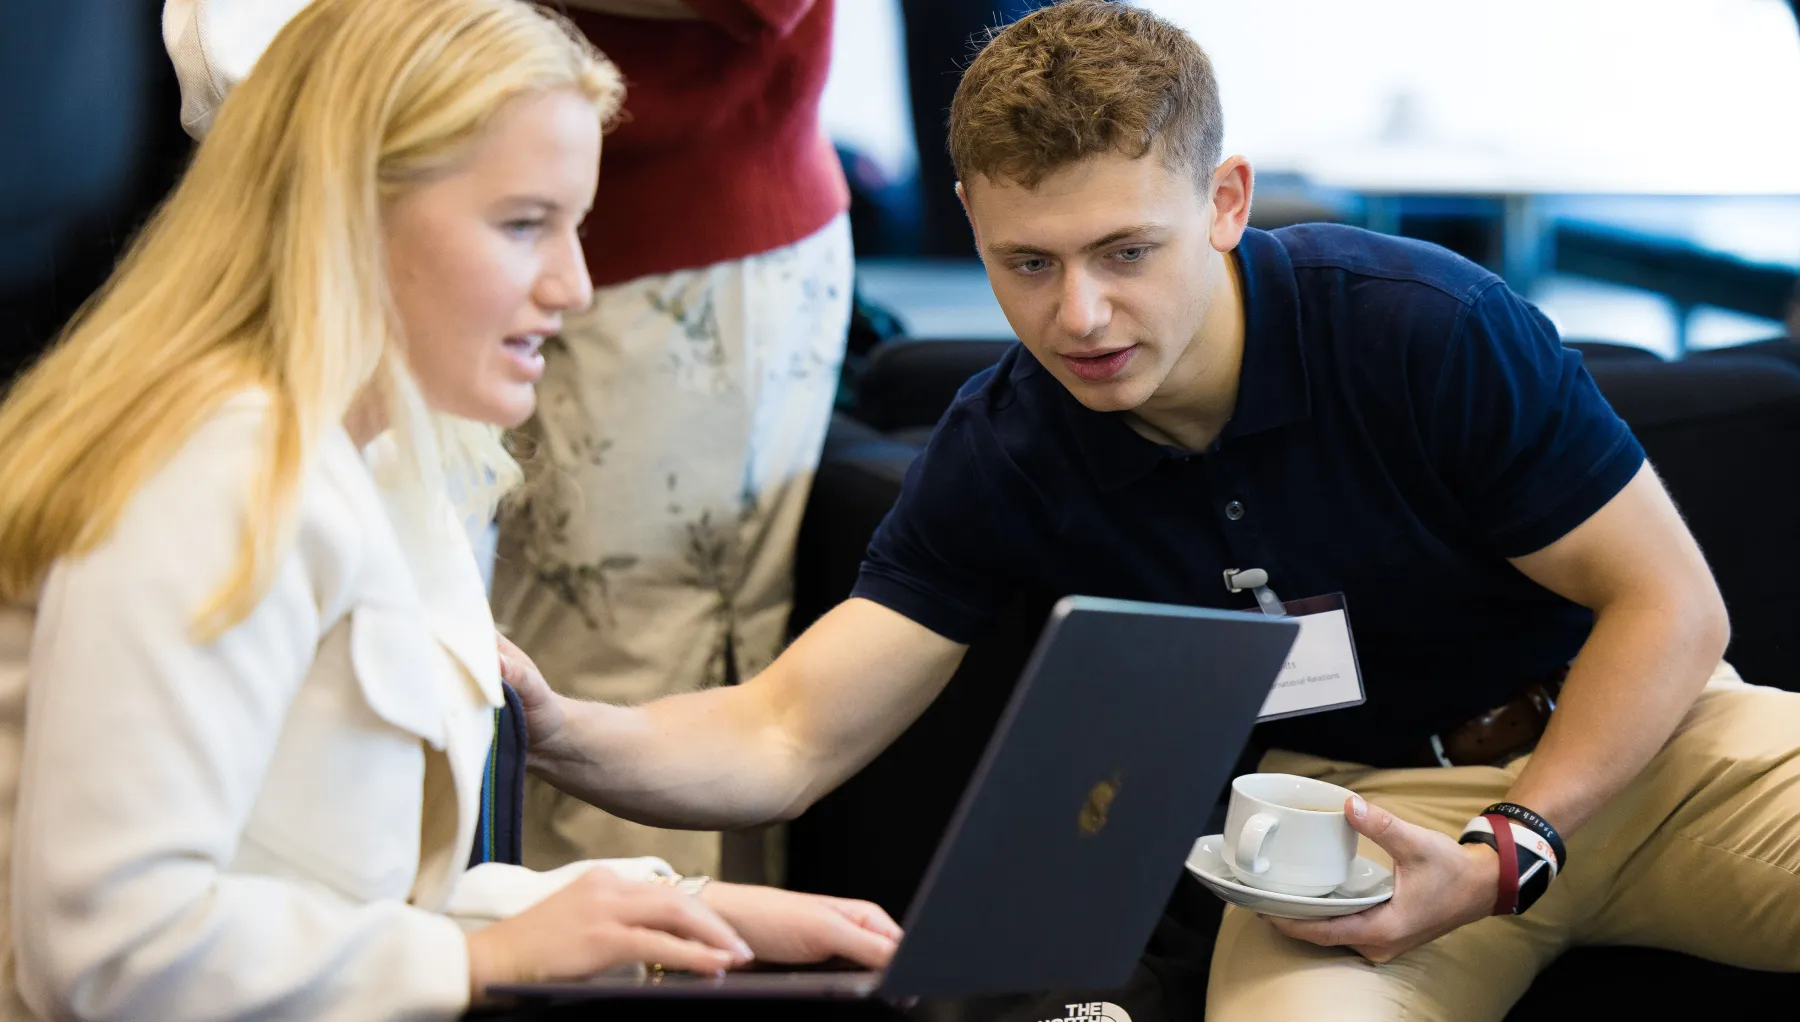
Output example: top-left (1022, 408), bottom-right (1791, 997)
top-left (1016, 258), bottom-right (1050, 275)
top-left (1116, 246), bottom-right (1150, 263)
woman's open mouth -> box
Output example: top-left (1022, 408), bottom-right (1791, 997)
top-left (503, 334), bottom-right (546, 379)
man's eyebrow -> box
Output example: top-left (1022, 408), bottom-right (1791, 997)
top-left (1081, 223), bottom-right (1166, 251)
top-left (985, 222), bottom-right (1167, 258)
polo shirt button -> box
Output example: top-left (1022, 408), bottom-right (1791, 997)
top-left (1225, 500), bottom-right (1246, 521)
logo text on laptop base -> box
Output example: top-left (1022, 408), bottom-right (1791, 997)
top-left (1045, 1002), bottom-right (1132, 1022)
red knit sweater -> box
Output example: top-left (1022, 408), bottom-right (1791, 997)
top-left (568, 1), bottom-right (850, 287)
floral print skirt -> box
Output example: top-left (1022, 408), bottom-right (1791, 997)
top-left (493, 214), bottom-right (852, 876)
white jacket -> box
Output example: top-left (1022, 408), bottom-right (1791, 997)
top-left (0, 393), bottom-right (669, 1021)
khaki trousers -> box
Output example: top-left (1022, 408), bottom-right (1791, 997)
top-left (492, 215), bottom-right (852, 878)
top-left (1208, 665), bottom-right (1800, 1021)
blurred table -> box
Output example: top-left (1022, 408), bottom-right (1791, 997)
top-left (855, 259), bottom-right (1012, 341)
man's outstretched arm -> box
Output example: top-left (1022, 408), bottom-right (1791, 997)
top-left (502, 597), bottom-right (968, 830)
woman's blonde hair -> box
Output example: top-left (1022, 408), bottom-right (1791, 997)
top-left (0, 0), bottom-right (622, 636)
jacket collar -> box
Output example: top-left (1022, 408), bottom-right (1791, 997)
top-left (343, 431), bottom-right (505, 713)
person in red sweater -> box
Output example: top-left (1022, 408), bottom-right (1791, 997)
top-left (488, 0), bottom-right (853, 879)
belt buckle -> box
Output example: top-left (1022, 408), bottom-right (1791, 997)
top-left (1427, 681), bottom-right (1560, 769)
top-left (1427, 732), bottom-right (1457, 768)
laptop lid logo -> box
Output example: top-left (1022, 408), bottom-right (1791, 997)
top-left (1078, 773), bottom-right (1122, 836)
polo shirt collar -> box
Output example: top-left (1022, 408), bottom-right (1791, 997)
top-left (1058, 227), bottom-right (1312, 491)
top-left (1221, 228), bottom-right (1311, 439)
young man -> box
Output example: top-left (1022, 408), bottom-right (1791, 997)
top-left (511, 1), bottom-right (1800, 1017)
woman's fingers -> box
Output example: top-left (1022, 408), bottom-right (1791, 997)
top-left (618, 928), bottom-right (740, 977)
top-left (615, 884), bottom-right (752, 960)
top-left (809, 910), bottom-right (899, 969)
top-left (828, 897), bottom-right (903, 941)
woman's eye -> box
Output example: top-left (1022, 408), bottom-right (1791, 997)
top-left (504, 218), bottom-right (547, 237)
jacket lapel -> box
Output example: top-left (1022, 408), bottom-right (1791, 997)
top-left (332, 429), bottom-right (507, 904)
top-left (398, 500), bottom-right (505, 712)
top-left (354, 434), bottom-right (504, 711)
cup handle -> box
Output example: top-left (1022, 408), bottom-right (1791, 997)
top-left (1235, 812), bottom-right (1279, 876)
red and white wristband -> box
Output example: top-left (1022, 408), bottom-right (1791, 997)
top-left (1457, 803), bottom-right (1565, 916)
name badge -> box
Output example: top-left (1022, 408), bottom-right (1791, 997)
top-left (1256, 593), bottom-right (1366, 722)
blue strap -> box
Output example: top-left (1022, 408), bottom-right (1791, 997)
top-left (468, 707), bottom-right (501, 868)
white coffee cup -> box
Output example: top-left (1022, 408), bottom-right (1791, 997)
top-left (1223, 773), bottom-right (1360, 897)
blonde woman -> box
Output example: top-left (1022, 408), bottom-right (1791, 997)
top-left (170, 0), bottom-right (857, 883)
top-left (0, 0), bottom-right (897, 1018)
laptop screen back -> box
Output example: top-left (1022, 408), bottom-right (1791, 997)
top-left (880, 597), bottom-right (1299, 999)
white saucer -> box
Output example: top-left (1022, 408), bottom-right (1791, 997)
top-left (1185, 834), bottom-right (1394, 919)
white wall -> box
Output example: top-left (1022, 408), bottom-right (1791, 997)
top-left (819, 0), bottom-right (917, 181)
top-left (1133, 0), bottom-right (1800, 194)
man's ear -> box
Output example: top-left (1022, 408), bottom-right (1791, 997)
top-left (956, 180), bottom-right (981, 248)
top-left (1207, 156), bottom-right (1254, 252)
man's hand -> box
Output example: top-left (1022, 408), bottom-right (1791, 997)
top-left (1266, 795), bottom-right (1498, 963)
top-left (497, 632), bottom-right (572, 763)
top-left (699, 883), bottom-right (902, 969)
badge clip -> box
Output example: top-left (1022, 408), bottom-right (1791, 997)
top-left (1224, 568), bottom-right (1287, 618)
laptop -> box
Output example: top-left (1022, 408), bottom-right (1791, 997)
top-left (488, 595), bottom-right (1299, 1005)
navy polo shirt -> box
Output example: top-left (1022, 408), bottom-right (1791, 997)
top-left (850, 224), bottom-right (1646, 766)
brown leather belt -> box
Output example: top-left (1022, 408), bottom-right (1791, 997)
top-left (1403, 668), bottom-right (1568, 768)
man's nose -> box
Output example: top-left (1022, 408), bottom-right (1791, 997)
top-left (1056, 268), bottom-right (1110, 339)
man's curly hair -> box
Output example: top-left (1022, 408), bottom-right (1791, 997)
top-left (949, 0), bottom-right (1223, 189)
